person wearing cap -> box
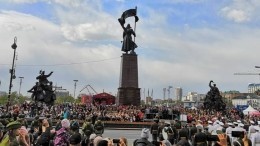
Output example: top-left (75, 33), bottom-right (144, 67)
top-left (0, 121), bottom-right (22, 146)
top-left (194, 125), bottom-right (207, 146)
top-left (226, 123), bottom-right (234, 143)
top-left (94, 118), bottom-right (104, 136)
top-left (248, 120), bottom-right (256, 140)
top-left (207, 121), bottom-right (214, 134)
top-left (196, 120), bottom-right (204, 131)
top-left (251, 126), bottom-right (260, 146)
top-left (133, 128), bottom-right (153, 146)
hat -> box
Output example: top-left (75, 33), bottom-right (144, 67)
top-left (208, 121), bottom-right (213, 124)
top-left (219, 122), bottom-right (224, 126)
top-left (69, 133), bottom-right (82, 145)
top-left (198, 120), bottom-right (202, 123)
top-left (239, 123), bottom-right (244, 127)
top-left (61, 119), bottom-right (70, 128)
top-left (6, 121), bottom-right (21, 130)
top-left (237, 120), bottom-right (241, 123)
top-left (197, 125), bottom-right (203, 130)
top-left (141, 128), bottom-right (149, 139)
top-left (254, 126), bottom-right (260, 131)
top-left (228, 123), bottom-right (233, 126)
top-left (250, 120), bottom-right (255, 124)
top-left (233, 122), bottom-right (238, 125)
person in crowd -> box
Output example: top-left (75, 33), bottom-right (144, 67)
top-left (18, 126), bottom-right (30, 146)
top-left (94, 117), bottom-right (104, 136)
top-left (248, 120), bottom-right (256, 139)
top-left (119, 137), bottom-right (127, 146)
top-left (35, 118), bottom-right (52, 146)
top-left (150, 117), bottom-right (159, 142)
top-left (69, 132), bottom-right (82, 146)
top-left (194, 125), bottom-right (207, 146)
top-left (176, 126), bottom-right (191, 146)
top-left (133, 128), bottom-right (153, 146)
top-left (251, 126), bottom-right (260, 146)
top-left (54, 118), bottom-right (71, 146)
top-left (0, 121), bottom-right (22, 146)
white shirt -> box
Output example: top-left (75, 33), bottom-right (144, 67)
top-left (251, 131), bottom-right (260, 146)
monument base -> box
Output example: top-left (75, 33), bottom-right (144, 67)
top-left (118, 87), bottom-right (140, 106)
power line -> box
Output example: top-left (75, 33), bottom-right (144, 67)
top-left (0, 57), bottom-right (120, 67)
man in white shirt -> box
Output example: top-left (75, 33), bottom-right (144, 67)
top-left (248, 120), bottom-right (256, 139)
top-left (251, 126), bottom-right (260, 146)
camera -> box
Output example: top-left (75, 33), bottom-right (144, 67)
top-left (207, 135), bottom-right (219, 141)
top-left (112, 139), bottom-right (120, 143)
top-left (232, 131), bottom-right (244, 138)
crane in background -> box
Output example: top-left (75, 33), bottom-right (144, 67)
top-left (79, 84), bottom-right (98, 96)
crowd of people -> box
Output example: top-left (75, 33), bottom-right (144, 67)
top-left (0, 102), bottom-right (259, 146)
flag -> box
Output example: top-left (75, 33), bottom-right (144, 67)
top-left (118, 8), bottom-right (139, 25)
top-left (151, 89), bottom-right (153, 97)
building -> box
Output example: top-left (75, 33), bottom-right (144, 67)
top-left (248, 83), bottom-right (260, 93)
top-left (232, 93), bottom-right (260, 109)
top-left (182, 92), bottom-right (205, 107)
top-left (175, 87), bottom-right (182, 101)
top-left (55, 91), bottom-right (69, 97)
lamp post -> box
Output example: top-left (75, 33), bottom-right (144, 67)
top-left (18, 77), bottom-right (24, 97)
top-left (73, 80), bottom-right (78, 98)
top-left (7, 37), bottom-right (17, 112)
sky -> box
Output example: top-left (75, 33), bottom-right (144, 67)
top-left (0, 0), bottom-right (260, 100)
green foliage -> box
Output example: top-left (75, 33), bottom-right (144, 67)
top-left (55, 96), bottom-right (75, 104)
top-left (0, 92), bottom-right (30, 105)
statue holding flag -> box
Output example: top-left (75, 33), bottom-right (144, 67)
top-left (118, 7), bottom-right (139, 54)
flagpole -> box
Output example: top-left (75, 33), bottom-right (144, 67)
top-left (134, 6), bottom-right (137, 43)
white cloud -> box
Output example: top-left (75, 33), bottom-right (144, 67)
top-left (221, 7), bottom-right (250, 23)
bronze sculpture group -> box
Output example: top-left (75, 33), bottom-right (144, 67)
top-left (204, 80), bottom-right (226, 111)
top-left (28, 70), bottom-right (56, 105)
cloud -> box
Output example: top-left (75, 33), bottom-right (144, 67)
top-left (221, 7), bottom-right (250, 23)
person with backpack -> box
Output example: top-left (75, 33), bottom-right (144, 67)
top-left (82, 117), bottom-right (94, 145)
top-left (94, 118), bottom-right (104, 136)
top-left (54, 118), bottom-right (71, 146)
top-left (133, 128), bottom-right (154, 146)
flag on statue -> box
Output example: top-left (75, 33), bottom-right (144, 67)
top-left (118, 8), bottom-right (139, 25)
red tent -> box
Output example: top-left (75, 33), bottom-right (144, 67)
top-left (93, 92), bottom-right (115, 105)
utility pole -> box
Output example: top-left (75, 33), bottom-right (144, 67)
top-left (7, 37), bottom-right (18, 112)
top-left (18, 77), bottom-right (24, 97)
top-left (73, 80), bottom-right (78, 98)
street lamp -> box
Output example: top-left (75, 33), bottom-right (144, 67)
top-left (73, 80), bottom-right (78, 98)
top-left (18, 77), bottom-right (24, 97)
top-left (7, 37), bottom-right (18, 112)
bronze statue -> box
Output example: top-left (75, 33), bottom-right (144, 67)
top-left (118, 8), bottom-right (139, 54)
top-left (120, 23), bottom-right (137, 54)
top-left (204, 80), bottom-right (226, 111)
top-left (28, 70), bottom-right (56, 106)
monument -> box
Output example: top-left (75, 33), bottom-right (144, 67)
top-left (204, 80), bottom-right (226, 111)
top-left (28, 70), bottom-right (56, 106)
top-left (117, 8), bottom-right (141, 106)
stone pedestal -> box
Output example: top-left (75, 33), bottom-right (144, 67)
top-left (117, 54), bottom-right (140, 106)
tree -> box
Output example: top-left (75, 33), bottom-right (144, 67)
top-left (55, 96), bottom-right (75, 104)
